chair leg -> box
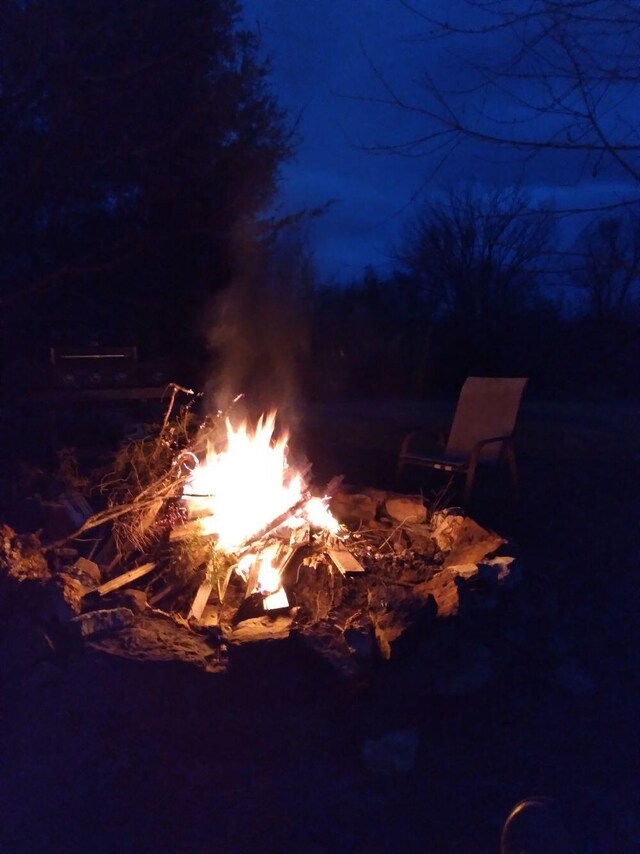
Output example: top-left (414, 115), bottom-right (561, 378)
top-left (462, 462), bottom-right (477, 504)
top-left (504, 443), bottom-right (519, 501)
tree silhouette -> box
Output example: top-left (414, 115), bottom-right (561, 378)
top-left (0, 0), bottom-right (291, 360)
top-left (394, 186), bottom-right (554, 383)
top-left (573, 213), bottom-right (640, 322)
top-left (395, 186), bottom-right (553, 329)
top-left (372, 1), bottom-right (640, 209)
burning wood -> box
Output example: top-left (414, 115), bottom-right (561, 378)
top-left (171, 411), bottom-right (346, 621)
top-left (327, 549), bottom-right (365, 576)
top-left (90, 561), bottom-right (157, 597)
top-left (236, 496), bottom-right (309, 552)
top-left (188, 579), bottom-right (214, 621)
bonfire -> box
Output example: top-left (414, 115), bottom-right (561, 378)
top-left (12, 384), bottom-right (515, 681)
top-left (175, 409), bottom-right (350, 618)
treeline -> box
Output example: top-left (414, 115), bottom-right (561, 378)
top-left (307, 188), bottom-right (640, 400)
top-left (2, 2), bottom-right (637, 404)
top-left (0, 0), bottom-right (291, 373)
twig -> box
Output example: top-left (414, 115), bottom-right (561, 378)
top-left (45, 469), bottom-right (190, 551)
top-left (383, 578), bottom-right (417, 588)
top-left (379, 519), bottom-right (409, 553)
top-left (160, 383), bottom-right (196, 434)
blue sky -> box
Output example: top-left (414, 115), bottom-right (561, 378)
top-left (242, 0), bottom-right (429, 281)
top-left (242, 0), bottom-right (639, 283)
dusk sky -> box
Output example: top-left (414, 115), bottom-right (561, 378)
top-left (242, 0), bottom-right (638, 283)
top-left (242, 0), bottom-right (434, 282)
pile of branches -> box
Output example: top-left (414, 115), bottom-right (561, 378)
top-left (48, 385), bottom-right (234, 612)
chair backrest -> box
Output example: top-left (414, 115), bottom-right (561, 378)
top-left (446, 376), bottom-right (528, 463)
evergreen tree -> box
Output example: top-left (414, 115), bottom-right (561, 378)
top-left (0, 0), bottom-right (291, 359)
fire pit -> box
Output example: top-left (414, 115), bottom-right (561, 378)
top-left (0, 393), bottom-right (518, 690)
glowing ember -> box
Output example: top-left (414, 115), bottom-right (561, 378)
top-left (183, 411), bottom-right (340, 598)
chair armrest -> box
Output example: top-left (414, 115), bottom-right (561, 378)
top-left (469, 435), bottom-right (513, 465)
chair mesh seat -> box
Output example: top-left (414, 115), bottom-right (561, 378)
top-left (401, 453), bottom-right (468, 471)
top-left (396, 376), bottom-right (528, 503)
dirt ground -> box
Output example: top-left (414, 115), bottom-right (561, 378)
top-left (1, 399), bottom-right (639, 853)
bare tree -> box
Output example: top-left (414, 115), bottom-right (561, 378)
top-left (395, 185), bottom-right (554, 330)
top-left (375, 1), bottom-right (640, 205)
top-left (573, 213), bottom-right (640, 321)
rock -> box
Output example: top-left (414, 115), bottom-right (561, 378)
top-left (71, 607), bottom-right (135, 638)
top-left (226, 614), bottom-right (293, 644)
top-left (450, 556), bottom-right (519, 611)
top-left (294, 562), bottom-right (343, 621)
top-left (442, 517), bottom-right (505, 568)
top-left (329, 491), bottom-right (377, 525)
top-left (384, 495), bottom-right (428, 525)
top-left (51, 572), bottom-right (89, 621)
top-left (415, 569), bottom-right (460, 618)
top-left (71, 556), bottom-right (101, 587)
top-left (86, 613), bottom-right (226, 672)
top-left (119, 588), bottom-right (148, 614)
top-left (448, 563), bottom-right (480, 579)
top-left (480, 555), bottom-right (519, 588)
top-left (430, 510), bottom-right (466, 553)
top-left (361, 519), bottom-right (388, 532)
top-left (362, 728), bottom-right (420, 775)
top-left (369, 586), bottom-right (437, 659)
top-left (0, 525), bottom-right (51, 583)
top-left (404, 524), bottom-right (437, 557)
top-left (362, 487), bottom-right (387, 511)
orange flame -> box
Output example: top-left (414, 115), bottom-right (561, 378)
top-left (184, 412), bottom-right (340, 594)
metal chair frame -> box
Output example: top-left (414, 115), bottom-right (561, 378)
top-left (396, 377), bottom-right (528, 503)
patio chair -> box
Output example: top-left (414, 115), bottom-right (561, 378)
top-left (396, 376), bottom-right (528, 503)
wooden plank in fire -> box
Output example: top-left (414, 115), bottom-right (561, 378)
top-left (279, 543), bottom-right (305, 579)
top-left (243, 555), bottom-right (260, 599)
top-left (236, 495), bottom-right (310, 554)
top-left (91, 561), bottom-right (157, 597)
top-left (188, 579), bottom-right (214, 621)
top-left (263, 544), bottom-right (305, 610)
top-left (263, 587), bottom-right (290, 611)
top-left (327, 549), bottom-right (366, 575)
top-left (244, 543), bottom-right (298, 597)
top-left (217, 562), bottom-right (236, 605)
